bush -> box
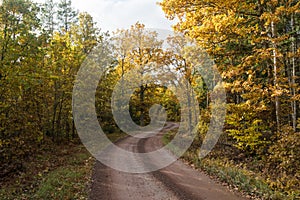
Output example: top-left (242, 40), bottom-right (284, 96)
top-left (266, 127), bottom-right (300, 197)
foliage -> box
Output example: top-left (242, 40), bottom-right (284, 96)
top-left (160, 0), bottom-right (300, 197)
top-left (0, 131), bottom-right (126, 199)
top-left (0, 0), bottom-right (299, 198)
top-left (160, 0), bottom-right (300, 146)
top-left (0, 0), bottom-right (45, 177)
top-left (0, 0), bottom-right (103, 178)
top-left (267, 128), bottom-right (300, 196)
top-left (111, 22), bottom-right (165, 126)
top-left (226, 102), bottom-right (270, 154)
top-left (163, 130), bottom-right (298, 199)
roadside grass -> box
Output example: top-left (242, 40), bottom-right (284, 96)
top-left (0, 132), bottom-right (126, 200)
top-left (190, 156), bottom-right (288, 199)
top-left (162, 130), bottom-right (298, 200)
top-left (0, 144), bottom-right (93, 200)
top-left (33, 154), bottom-right (92, 200)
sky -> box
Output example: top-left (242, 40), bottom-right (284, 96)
top-left (33, 0), bottom-right (176, 32)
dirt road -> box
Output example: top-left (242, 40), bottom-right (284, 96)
top-left (89, 123), bottom-right (246, 200)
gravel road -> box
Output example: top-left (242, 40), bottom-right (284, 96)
top-left (89, 122), bottom-right (246, 200)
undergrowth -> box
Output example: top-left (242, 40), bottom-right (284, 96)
top-left (163, 130), bottom-right (299, 200)
top-left (0, 132), bottom-right (126, 200)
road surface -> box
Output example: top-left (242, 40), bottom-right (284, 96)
top-left (89, 122), bottom-right (246, 200)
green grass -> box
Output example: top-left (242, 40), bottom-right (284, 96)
top-left (196, 157), bottom-right (287, 199)
top-left (34, 166), bottom-right (89, 199)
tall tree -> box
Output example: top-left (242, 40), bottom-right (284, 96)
top-left (112, 22), bottom-right (164, 126)
top-left (57, 0), bottom-right (78, 32)
top-left (41, 0), bottom-right (57, 36)
top-left (164, 34), bottom-right (209, 132)
top-left (72, 12), bottom-right (101, 54)
top-left (46, 11), bottom-right (103, 141)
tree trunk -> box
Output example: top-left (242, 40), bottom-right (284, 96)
top-left (72, 119), bottom-right (76, 139)
top-left (186, 80), bottom-right (192, 133)
top-left (140, 85), bottom-right (145, 126)
top-left (291, 14), bottom-right (297, 131)
top-left (271, 21), bottom-right (280, 131)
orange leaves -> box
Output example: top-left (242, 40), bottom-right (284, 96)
top-left (270, 86), bottom-right (289, 98)
top-left (160, 1), bottom-right (300, 196)
top-left (260, 12), bottom-right (280, 27)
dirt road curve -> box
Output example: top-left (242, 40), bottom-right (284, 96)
top-left (89, 122), bottom-right (246, 200)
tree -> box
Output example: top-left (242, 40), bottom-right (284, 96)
top-left (160, 0), bottom-right (300, 154)
top-left (57, 0), bottom-right (78, 32)
top-left (41, 0), bottom-right (57, 36)
top-left (0, 0), bottom-right (45, 171)
top-left (160, 1), bottom-right (300, 193)
top-left (0, 0), bottom-right (109, 179)
top-left (112, 22), bottom-right (164, 126)
top-left (71, 12), bottom-right (101, 54)
top-left (164, 34), bottom-right (209, 132)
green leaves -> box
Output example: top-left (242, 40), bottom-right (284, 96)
top-left (0, 0), bottom-right (105, 177)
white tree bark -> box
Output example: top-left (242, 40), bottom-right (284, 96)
top-left (291, 14), bottom-right (297, 131)
top-left (271, 20), bottom-right (280, 130)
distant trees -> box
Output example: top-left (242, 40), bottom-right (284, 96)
top-left (111, 22), bottom-right (165, 126)
top-left (108, 23), bottom-right (205, 128)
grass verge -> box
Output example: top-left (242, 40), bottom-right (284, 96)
top-left (0, 132), bottom-right (126, 200)
top-left (162, 130), bottom-right (298, 200)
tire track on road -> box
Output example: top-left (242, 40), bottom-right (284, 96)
top-left (90, 122), bottom-right (246, 200)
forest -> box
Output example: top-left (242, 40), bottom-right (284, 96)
top-left (0, 0), bottom-right (299, 199)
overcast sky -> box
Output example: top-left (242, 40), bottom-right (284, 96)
top-left (33, 0), bottom-right (176, 32)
